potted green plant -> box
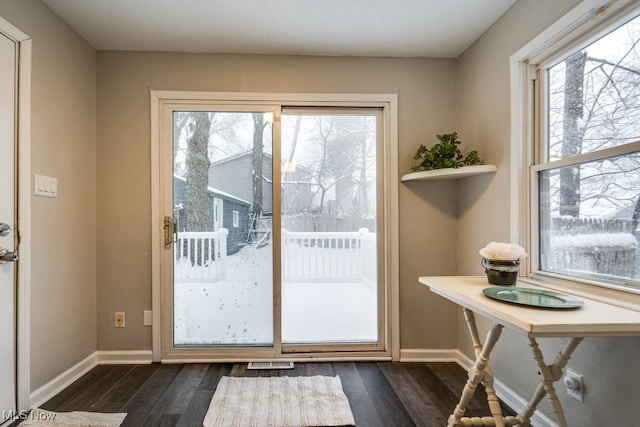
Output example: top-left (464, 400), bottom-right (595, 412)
top-left (411, 132), bottom-right (481, 172)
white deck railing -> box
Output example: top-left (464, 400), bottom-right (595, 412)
top-left (175, 229), bottom-right (228, 282)
top-left (282, 228), bottom-right (376, 283)
top-left (175, 228), bottom-right (377, 284)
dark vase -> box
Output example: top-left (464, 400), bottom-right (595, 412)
top-left (482, 258), bottom-right (520, 286)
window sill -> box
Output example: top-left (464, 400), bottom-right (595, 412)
top-left (518, 275), bottom-right (640, 314)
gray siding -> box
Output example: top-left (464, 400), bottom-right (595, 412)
top-left (210, 152), bottom-right (316, 215)
top-left (173, 176), bottom-right (250, 255)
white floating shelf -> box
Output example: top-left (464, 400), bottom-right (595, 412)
top-left (401, 164), bottom-right (497, 182)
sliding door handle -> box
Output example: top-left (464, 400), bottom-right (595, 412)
top-left (164, 216), bottom-right (173, 247)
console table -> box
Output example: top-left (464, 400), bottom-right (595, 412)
top-left (419, 276), bottom-right (640, 427)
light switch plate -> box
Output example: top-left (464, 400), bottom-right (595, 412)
top-left (34, 174), bottom-right (57, 198)
top-left (143, 310), bottom-right (153, 326)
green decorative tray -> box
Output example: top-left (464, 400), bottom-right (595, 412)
top-left (482, 287), bottom-right (584, 309)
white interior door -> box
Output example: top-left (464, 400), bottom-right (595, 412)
top-left (0, 32), bottom-right (18, 423)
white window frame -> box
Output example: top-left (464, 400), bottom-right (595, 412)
top-left (511, 0), bottom-right (640, 310)
top-left (232, 210), bottom-right (239, 228)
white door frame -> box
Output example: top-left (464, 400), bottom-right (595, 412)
top-left (0, 16), bottom-right (32, 413)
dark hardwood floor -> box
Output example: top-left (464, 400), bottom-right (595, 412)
top-left (15, 362), bottom-right (515, 426)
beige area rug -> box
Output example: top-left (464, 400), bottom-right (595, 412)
top-left (18, 409), bottom-right (126, 427)
top-left (203, 375), bottom-right (356, 427)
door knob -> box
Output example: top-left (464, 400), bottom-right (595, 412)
top-left (0, 223), bottom-right (10, 237)
top-left (0, 248), bottom-right (19, 264)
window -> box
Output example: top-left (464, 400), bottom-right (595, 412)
top-left (525, 1), bottom-right (640, 292)
top-left (232, 210), bottom-right (239, 228)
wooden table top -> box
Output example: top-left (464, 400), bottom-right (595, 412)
top-left (420, 276), bottom-right (640, 337)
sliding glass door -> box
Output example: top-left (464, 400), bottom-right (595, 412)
top-left (156, 95), bottom-right (391, 360)
top-left (281, 109), bottom-right (381, 350)
top-left (172, 109), bottom-right (275, 348)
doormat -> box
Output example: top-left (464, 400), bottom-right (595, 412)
top-left (203, 375), bottom-right (355, 427)
top-left (18, 409), bottom-right (126, 426)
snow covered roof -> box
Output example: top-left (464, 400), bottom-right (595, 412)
top-left (174, 174), bottom-right (251, 205)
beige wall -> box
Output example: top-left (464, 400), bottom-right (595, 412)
top-left (5, 2), bottom-right (636, 422)
top-left (456, 0), bottom-right (640, 425)
top-left (0, 0), bottom-right (97, 390)
top-left (96, 52), bottom-right (460, 351)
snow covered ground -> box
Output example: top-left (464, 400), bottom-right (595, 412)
top-left (174, 241), bottom-right (377, 346)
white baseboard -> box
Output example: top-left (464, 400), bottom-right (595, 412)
top-left (401, 348), bottom-right (557, 427)
top-left (399, 348), bottom-right (464, 362)
top-left (96, 350), bottom-right (153, 364)
top-left (29, 352), bottom-right (98, 409)
top-left (28, 350), bottom-right (153, 410)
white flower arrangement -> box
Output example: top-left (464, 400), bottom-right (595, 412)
top-left (479, 242), bottom-right (527, 261)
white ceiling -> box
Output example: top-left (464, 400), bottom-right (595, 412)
top-left (40, 0), bottom-right (516, 58)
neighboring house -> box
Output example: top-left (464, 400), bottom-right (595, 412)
top-left (173, 175), bottom-right (251, 255)
top-left (208, 151), bottom-right (318, 216)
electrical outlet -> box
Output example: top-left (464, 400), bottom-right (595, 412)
top-left (115, 312), bottom-right (125, 328)
top-left (563, 368), bottom-right (584, 402)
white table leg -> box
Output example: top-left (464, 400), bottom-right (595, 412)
top-left (518, 336), bottom-right (584, 427)
top-left (462, 309), bottom-right (506, 426)
top-left (449, 309), bottom-right (505, 427)
top-left (451, 309), bottom-right (585, 427)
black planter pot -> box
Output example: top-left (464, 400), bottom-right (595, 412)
top-left (482, 258), bottom-right (520, 286)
